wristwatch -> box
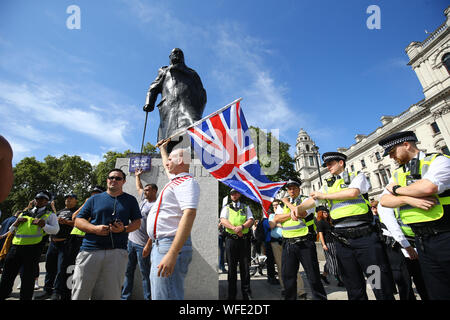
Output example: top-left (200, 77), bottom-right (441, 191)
top-left (392, 185), bottom-right (402, 196)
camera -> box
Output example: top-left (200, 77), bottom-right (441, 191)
top-left (107, 218), bottom-right (122, 226)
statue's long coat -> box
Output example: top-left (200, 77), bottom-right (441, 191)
top-left (147, 63), bottom-right (207, 141)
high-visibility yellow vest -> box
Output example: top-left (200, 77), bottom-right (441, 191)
top-left (70, 226), bottom-right (85, 237)
top-left (280, 197), bottom-right (313, 238)
top-left (392, 153), bottom-right (450, 225)
top-left (226, 205), bottom-right (250, 234)
top-left (394, 208), bottom-right (415, 238)
top-left (12, 210), bottom-right (52, 245)
top-left (323, 172), bottom-right (370, 222)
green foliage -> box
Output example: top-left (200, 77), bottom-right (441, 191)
top-left (0, 142), bottom-right (158, 222)
top-left (0, 155), bottom-right (93, 219)
top-left (218, 126), bottom-right (297, 220)
top-left (91, 142), bottom-right (158, 188)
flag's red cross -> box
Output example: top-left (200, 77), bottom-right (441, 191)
top-left (188, 100), bottom-right (285, 216)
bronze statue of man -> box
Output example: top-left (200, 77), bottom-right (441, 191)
top-left (143, 48), bottom-right (207, 141)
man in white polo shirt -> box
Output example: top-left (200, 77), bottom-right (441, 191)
top-left (147, 138), bottom-right (200, 300)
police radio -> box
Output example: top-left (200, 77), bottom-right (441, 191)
top-left (406, 154), bottom-right (421, 186)
top-left (326, 177), bottom-right (335, 187)
top-left (343, 170), bottom-right (351, 185)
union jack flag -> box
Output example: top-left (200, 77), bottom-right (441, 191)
top-left (187, 99), bottom-right (286, 216)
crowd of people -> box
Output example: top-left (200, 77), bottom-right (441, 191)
top-left (218, 130), bottom-right (450, 300)
top-left (0, 138), bottom-right (199, 300)
top-left (0, 129), bottom-right (449, 301)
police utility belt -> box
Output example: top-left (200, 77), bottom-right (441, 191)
top-left (332, 224), bottom-right (373, 240)
top-left (283, 233), bottom-right (315, 245)
top-left (411, 223), bottom-right (450, 237)
top-left (226, 232), bottom-right (251, 240)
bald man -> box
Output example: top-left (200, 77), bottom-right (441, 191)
top-left (146, 138), bottom-right (200, 300)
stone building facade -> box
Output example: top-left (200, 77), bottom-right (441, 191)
top-left (295, 6), bottom-right (450, 201)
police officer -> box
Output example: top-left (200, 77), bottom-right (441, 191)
top-left (35, 192), bottom-right (79, 300)
top-left (0, 191), bottom-right (59, 300)
top-left (379, 131), bottom-right (450, 299)
top-left (296, 152), bottom-right (395, 300)
top-left (273, 179), bottom-right (327, 300)
top-left (220, 189), bottom-right (254, 300)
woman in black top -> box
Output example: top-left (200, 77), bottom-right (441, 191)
top-left (316, 206), bottom-right (343, 287)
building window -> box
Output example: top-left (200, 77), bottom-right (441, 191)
top-left (306, 145), bottom-right (310, 152)
top-left (380, 169), bottom-right (389, 186)
top-left (375, 152), bottom-right (381, 161)
top-left (309, 156), bottom-right (314, 166)
top-left (361, 159), bottom-right (366, 168)
top-left (443, 53), bottom-right (450, 74)
top-left (442, 146), bottom-right (450, 156)
top-left (376, 173), bottom-right (382, 187)
top-left (350, 164), bottom-right (355, 172)
top-left (431, 122), bottom-right (441, 134)
top-left (366, 175), bottom-right (372, 190)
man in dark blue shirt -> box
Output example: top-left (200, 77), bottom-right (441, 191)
top-left (71, 169), bottom-right (142, 300)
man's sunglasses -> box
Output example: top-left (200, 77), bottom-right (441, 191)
top-left (108, 176), bottom-right (124, 181)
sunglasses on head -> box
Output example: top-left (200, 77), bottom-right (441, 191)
top-left (108, 176), bottom-right (124, 181)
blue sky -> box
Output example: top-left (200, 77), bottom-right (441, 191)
top-left (0, 0), bottom-right (447, 166)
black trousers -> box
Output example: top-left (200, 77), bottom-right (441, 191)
top-left (225, 236), bottom-right (251, 299)
top-left (264, 241), bottom-right (276, 279)
top-left (335, 231), bottom-right (395, 300)
top-left (416, 231), bottom-right (450, 300)
top-left (281, 239), bottom-right (327, 300)
top-left (385, 244), bottom-right (415, 300)
top-left (0, 244), bottom-right (42, 300)
top-left (406, 257), bottom-right (429, 300)
top-left (43, 240), bottom-right (68, 295)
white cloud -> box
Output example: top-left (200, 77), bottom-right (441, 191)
top-left (211, 24), bottom-right (306, 133)
top-left (80, 153), bottom-right (104, 166)
top-left (0, 81), bottom-right (130, 149)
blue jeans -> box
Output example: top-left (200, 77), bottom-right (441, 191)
top-left (121, 240), bottom-right (151, 300)
top-left (150, 237), bottom-right (192, 300)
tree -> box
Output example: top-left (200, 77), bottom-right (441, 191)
top-left (92, 142), bottom-right (158, 188)
top-left (0, 155), bottom-right (93, 219)
top-left (0, 143), bottom-right (158, 222)
top-left (43, 155), bottom-right (93, 209)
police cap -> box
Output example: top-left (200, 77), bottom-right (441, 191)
top-left (378, 131), bottom-right (418, 157)
top-left (35, 190), bottom-right (51, 200)
top-left (321, 152), bottom-right (347, 167)
top-left (285, 179), bottom-right (301, 188)
top-left (230, 188), bottom-right (240, 195)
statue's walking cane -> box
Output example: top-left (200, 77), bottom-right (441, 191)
top-left (140, 111), bottom-right (149, 155)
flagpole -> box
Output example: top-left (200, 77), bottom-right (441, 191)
top-left (162, 97), bottom-right (243, 142)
